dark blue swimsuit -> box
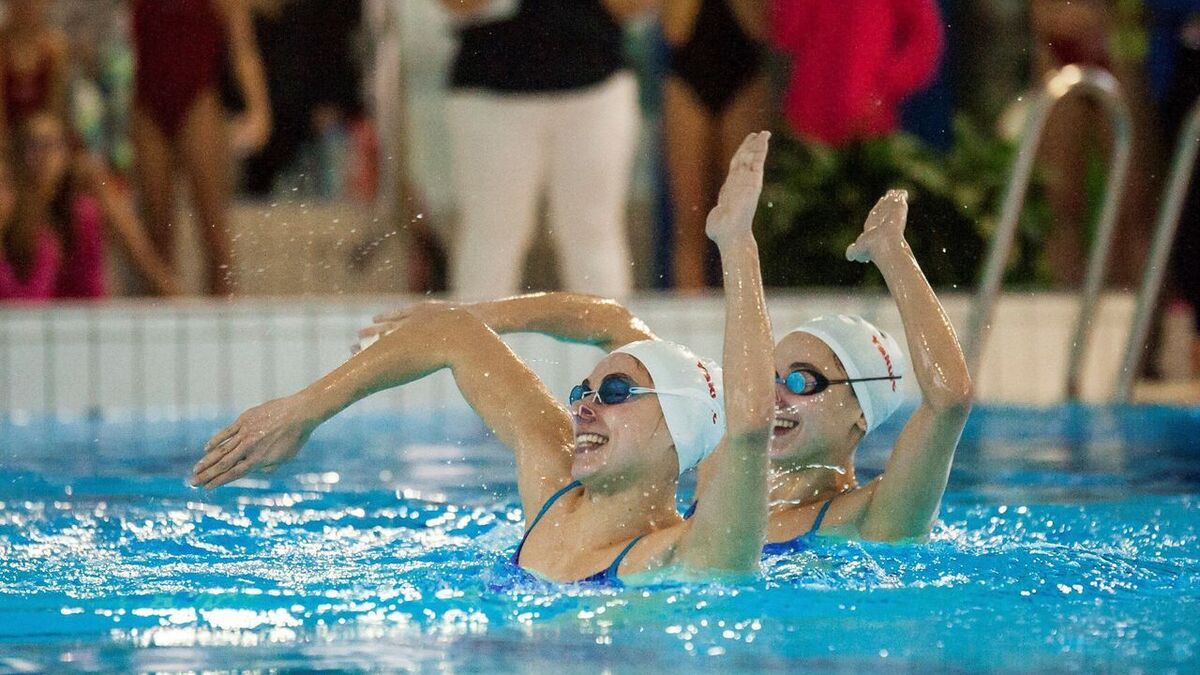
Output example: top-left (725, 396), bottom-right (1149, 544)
top-left (511, 480), bottom-right (644, 586)
top-left (682, 498), bottom-right (835, 555)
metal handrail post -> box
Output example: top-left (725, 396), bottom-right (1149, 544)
top-left (962, 66), bottom-right (1133, 396)
top-left (1063, 83), bottom-right (1133, 398)
top-left (1115, 96), bottom-right (1200, 400)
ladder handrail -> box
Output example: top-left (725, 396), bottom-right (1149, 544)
top-left (962, 65), bottom-right (1133, 401)
top-left (1115, 95), bottom-right (1200, 401)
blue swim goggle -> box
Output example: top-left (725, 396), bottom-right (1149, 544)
top-left (569, 374), bottom-right (656, 406)
top-left (777, 368), bottom-right (901, 396)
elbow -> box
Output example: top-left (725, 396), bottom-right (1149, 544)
top-left (926, 375), bottom-right (973, 413)
top-left (724, 389), bottom-right (775, 439)
top-left (391, 305), bottom-right (489, 360)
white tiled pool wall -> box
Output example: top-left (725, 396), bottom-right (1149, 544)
top-left (0, 292), bottom-right (1136, 423)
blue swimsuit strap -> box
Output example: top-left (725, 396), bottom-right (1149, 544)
top-left (684, 496), bottom-right (835, 535)
top-left (806, 498), bottom-right (835, 537)
top-left (513, 479), bottom-right (583, 564)
top-left (605, 534), bottom-right (644, 578)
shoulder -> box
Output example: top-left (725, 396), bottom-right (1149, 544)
top-left (610, 518), bottom-right (688, 577)
top-left (768, 484), bottom-right (880, 540)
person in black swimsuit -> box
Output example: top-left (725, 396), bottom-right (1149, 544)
top-left (662, 0), bottom-right (767, 289)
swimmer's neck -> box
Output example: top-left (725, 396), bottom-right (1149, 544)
top-left (577, 478), bottom-right (682, 546)
top-left (767, 463), bottom-right (857, 510)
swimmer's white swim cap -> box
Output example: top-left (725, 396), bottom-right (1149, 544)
top-left (613, 340), bottom-right (725, 475)
top-left (788, 315), bottom-right (906, 434)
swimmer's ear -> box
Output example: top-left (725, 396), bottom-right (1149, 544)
top-left (853, 412), bottom-right (867, 437)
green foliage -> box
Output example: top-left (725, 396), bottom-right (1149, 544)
top-left (755, 118), bottom-right (1053, 288)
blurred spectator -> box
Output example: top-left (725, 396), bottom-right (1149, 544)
top-left (1030, 0), bottom-right (1111, 288)
top-left (0, 112), bottom-right (178, 300)
top-left (241, 0), bottom-right (364, 197)
top-left (1030, 0), bottom-right (1154, 290)
top-left (129, 0), bottom-right (270, 295)
top-left (1148, 0), bottom-right (1200, 371)
top-left (441, 0), bottom-right (647, 299)
top-left (663, 0), bottom-right (768, 289)
top-left (0, 0), bottom-right (68, 151)
top-left (62, 3), bottom-right (137, 176)
top-left (769, 0), bottom-right (942, 147)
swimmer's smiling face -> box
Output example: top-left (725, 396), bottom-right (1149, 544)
top-left (569, 353), bottom-right (677, 487)
top-left (771, 332), bottom-right (866, 471)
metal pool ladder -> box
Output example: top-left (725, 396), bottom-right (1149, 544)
top-left (1115, 96), bottom-right (1200, 400)
top-left (961, 65), bottom-right (1133, 399)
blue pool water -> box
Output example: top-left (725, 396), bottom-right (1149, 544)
top-left (1, 405), bottom-right (1198, 672)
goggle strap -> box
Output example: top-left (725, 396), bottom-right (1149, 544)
top-left (829, 375), bottom-right (903, 385)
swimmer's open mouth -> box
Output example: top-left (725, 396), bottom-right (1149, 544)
top-left (575, 433), bottom-right (609, 452)
top-left (772, 416), bottom-right (798, 439)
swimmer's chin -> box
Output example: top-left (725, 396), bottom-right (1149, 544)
top-left (768, 436), bottom-right (800, 461)
top-left (569, 451), bottom-right (608, 481)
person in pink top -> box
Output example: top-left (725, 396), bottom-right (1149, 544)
top-left (770, 0), bottom-right (943, 146)
top-left (0, 112), bottom-right (178, 301)
top-left (0, 155), bottom-right (61, 299)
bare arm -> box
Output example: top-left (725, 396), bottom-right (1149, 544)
top-left (77, 158), bottom-right (181, 296)
top-left (362, 293), bottom-right (657, 353)
top-left (845, 191), bottom-right (973, 540)
top-left (214, 0), bottom-right (272, 153)
top-left (193, 306), bottom-right (575, 513)
top-left (45, 32), bottom-right (71, 123)
top-left (675, 132), bottom-right (775, 572)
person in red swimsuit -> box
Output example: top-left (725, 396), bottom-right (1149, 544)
top-left (770, 0), bottom-right (943, 146)
top-left (0, 0), bottom-right (69, 151)
top-left (129, 0), bottom-right (270, 296)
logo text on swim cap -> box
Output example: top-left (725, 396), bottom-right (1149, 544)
top-left (696, 361), bottom-right (717, 399)
top-left (871, 335), bottom-right (897, 391)
top-left (696, 361), bottom-right (719, 424)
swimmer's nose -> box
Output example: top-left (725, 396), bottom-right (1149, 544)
top-left (574, 402), bottom-right (597, 422)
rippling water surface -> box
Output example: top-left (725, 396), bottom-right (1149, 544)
top-left (1, 405), bottom-right (1198, 672)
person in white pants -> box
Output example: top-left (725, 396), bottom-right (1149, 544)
top-left (439, 0), bottom-right (650, 300)
top-left (448, 73), bottom-right (637, 299)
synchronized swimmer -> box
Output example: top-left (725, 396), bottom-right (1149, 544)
top-left (192, 132), bottom-right (974, 583)
top-left (193, 132), bottom-right (777, 584)
top-left (361, 191), bottom-right (973, 551)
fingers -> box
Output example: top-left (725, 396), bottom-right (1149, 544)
top-left (731, 131), bottom-right (770, 171)
top-left (372, 312), bottom-right (397, 323)
top-left (204, 456), bottom-right (257, 490)
top-left (192, 441), bottom-right (253, 488)
top-left (372, 308), bottom-right (409, 323)
top-left (845, 241), bottom-right (871, 263)
top-left (192, 435), bottom-right (243, 479)
top-left (204, 423), bottom-right (240, 453)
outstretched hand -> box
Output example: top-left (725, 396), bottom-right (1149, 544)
top-left (190, 393), bottom-right (316, 489)
top-left (705, 131), bottom-right (770, 246)
top-left (352, 300), bottom-right (460, 354)
top-left (846, 189), bottom-right (908, 264)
